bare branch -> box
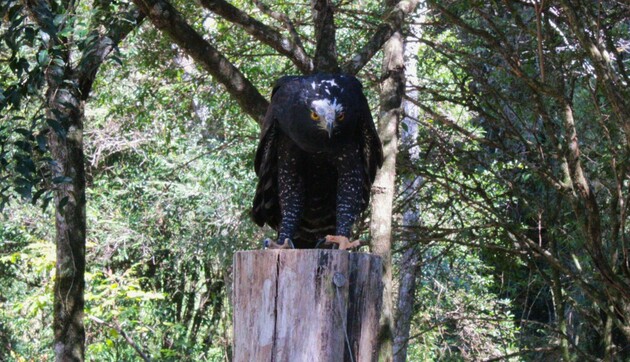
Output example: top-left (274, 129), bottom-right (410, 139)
top-left (559, 0), bottom-right (630, 130)
top-left (77, 5), bottom-right (145, 98)
top-left (252, 0), bottom-right (306, 51)
top-left (88, 315), bottom-right (152, 362)
top-left (311, 0), bottom-right (339, 72)
top-left (482, 347), bottom-right (559, 362)
top-left (342, 24), bottom-right (391, 75)
top-left (342, 0), bottom-right (420, 75)
top-left (133, 0), bottom-right (268, 124)
top-left (199, 0), bottom-right (313, 74)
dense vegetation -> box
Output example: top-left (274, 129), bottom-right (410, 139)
top-left (1, 0), bottom-right (628, 360)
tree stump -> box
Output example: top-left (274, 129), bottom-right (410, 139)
top-left (233, 250), bottom-right (382, 362)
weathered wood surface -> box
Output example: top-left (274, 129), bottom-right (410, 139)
top-left (233, 250), bottom-right (383, 362)
top-left (346, 253), bottom-right (383, 361)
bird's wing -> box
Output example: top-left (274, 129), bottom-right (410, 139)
top-left (252, 111), bottom-right (280, 228)
top-left (252, 78), bottom-right (297, 228)
top-left (255, 76), bottom-right (298, 154)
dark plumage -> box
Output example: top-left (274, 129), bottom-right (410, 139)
top-left (252, 74), bottom-right (383, 248)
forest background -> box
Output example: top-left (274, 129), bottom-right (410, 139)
top-left (1, 0), bottom-right (629, 361)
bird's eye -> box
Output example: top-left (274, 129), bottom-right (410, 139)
top-left (337, 112), bottom-right (345, 121)
top-left (310, 111), bottom-right (320, 121)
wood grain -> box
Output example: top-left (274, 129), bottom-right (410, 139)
top-left (233, 250), bottom-right (382, 362)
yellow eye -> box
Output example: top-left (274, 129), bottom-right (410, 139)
top-left (310, 111), bottom-right (319, 121)
top-left (337, 112), bottom-right (345, 121)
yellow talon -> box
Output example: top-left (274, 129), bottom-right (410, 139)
top-left (324, 235), bottom-right (363, 250)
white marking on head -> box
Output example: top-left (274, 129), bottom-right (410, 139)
top-left (310, 98), bottom-right (345, 131)
top-left (311, 99), bottom-right (344, 116)
top-left (322, 79), bottom-right (338, 88)
top-left (331, 98), bottom-right (343, 113)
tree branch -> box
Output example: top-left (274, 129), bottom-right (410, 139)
top-left (132, 0), bottom-right (268, 124)
top-left (311, 0), bottom-right (339, 72)
top-left (88, 315), bottom-right (151, 362)
top-left (342, 0), bottom-right (420, 75)
top-left (252, 0), bottom-right (307, 51)
top-left (342, 23), bottom-right (392, 75)
top-left (77, 5), bottom-right (145, 98)
top-left (558, 0), bottom-right (630, 146)
top-left (199, 0), bottom-right (313, 74)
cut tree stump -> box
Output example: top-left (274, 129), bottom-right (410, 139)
top-left (233, 250), bottom-right (383, 362)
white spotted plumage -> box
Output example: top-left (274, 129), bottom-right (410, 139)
top-left (252, 74), bottom-right (383, 248)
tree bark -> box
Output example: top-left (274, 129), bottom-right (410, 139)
top-left (393, 247), bottom-right (420, 362)
top-left (48, 77), bottom-right (86, 362)
top-left (23, 2), bottom-right (143, 360)
top-left (370, 1), bottom-right (419, 360)
top-left (372, 31), bottom-right (404, 362)
top-left (311, 0), bottom-right (340, 73)
top-left (393, 16), bottom-right (422, 361)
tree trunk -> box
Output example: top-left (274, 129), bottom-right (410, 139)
top-left (311, 0), bottom-right (340, 73)
top-left (48, 80), bottom-right (86, 362)
top-left (21, 3), bottom-right (143, 359)
top-left (393, 247), bottom-right (420, 362)
top-left (371, 28), bottom-right (404, 361)
top-left (232, 250), bottom-right (382, 362)
top-left (371, 0), bottom-right (420, 356)
top-left (393, 15), bottom-right (423, 361)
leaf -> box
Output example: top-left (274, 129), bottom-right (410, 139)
top-left (110, 54), bottom-right (123, 66)
top-left (109, 328), bottom-right (119, 338)
top-left (15, 184), bottom-right (32, 200)
top-left (41, 195), bottom-right (52, 211)
top-left (13, 128), bottom-right (31, 137)
top-left (401, 121), bottom-right (409, 132)
top-left (58, 196), bottom-right (69, 211)
top-left (53, 14), bottom-right (65, 27)
top-left (46, 118), bottom-right (66, 139)
top-left (14, 140), bottom-right (31, 152)
top-left (39, 29), bottom-right (51, 46)
top-left (36, 133), bottom-right (47, 151)
top-left (37, 50), bottom-right (50, 66)
top-left (15, 158), bottom-right (35, 176)
top-left (52, 176), bottom-right (73, 184)
top-left (32, 188), bottom-right (48, 204)
top-left (24, 27), bottom-right (36, 45)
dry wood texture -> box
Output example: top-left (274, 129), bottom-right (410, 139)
top-left (233, 250), bottom-right (382, 362)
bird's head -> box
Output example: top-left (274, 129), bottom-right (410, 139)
top-left (309, 97), bottom-right (345, 138)
top-left (299, 76), bottom-right (355, 142)
top-left (271, 74), bottom-right (364, 152)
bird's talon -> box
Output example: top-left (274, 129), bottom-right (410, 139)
top-left (324, 235), bottom-right (363, 250)
top-left (264, 238), bottom-right (294, 249)
top-left (315, 238), bottom-right (328, 249)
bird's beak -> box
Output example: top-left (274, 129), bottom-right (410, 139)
top-left (326, 119), bottom-right (334, 138)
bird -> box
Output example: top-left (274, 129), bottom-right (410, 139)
top-left (252, 73), bottom-right (383, 249)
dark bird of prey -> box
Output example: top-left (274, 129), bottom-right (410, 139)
top-left (252, 74), bottom-right (383, 249)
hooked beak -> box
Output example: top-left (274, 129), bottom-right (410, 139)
top-left (326, 118), bottom-right (334, 138)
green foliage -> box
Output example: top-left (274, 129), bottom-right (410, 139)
top-left (0, 1), bottom-right (52, 211)
top-left (0, 205), bottom-right (55, 360)
top-left (77, 28), bottom-right (263, 359)
top-left (406, 0), bottom-right (630, 359)
top-left (403, 245), bottom-right (519, 361)
top-left (7, 0), bottom-right (627, 360)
